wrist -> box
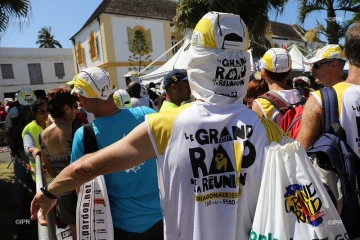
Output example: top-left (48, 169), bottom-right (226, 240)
top-left (40, 178), bottom-right (58, 199)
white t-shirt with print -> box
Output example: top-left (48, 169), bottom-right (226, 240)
top-left (145, 102), bottom-right (285, 240)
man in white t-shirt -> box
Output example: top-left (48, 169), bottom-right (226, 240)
top-left (128, 81), bottom-right (157, 111)
top-left (31, 12), bottom-right (289, 240)
top-left (252, 48), bottom-right (301, 125)
top-left (297, 21), bottom-right (360, 158)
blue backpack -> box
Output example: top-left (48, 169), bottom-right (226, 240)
top-left (307, 87), bottom-right (360, 239)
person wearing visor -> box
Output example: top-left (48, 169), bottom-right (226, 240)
top-left (67, 67), bottom-right (163, 239)
top-left (305, 44), bottom-right (346, 87)
top-left (160, 69), bottom-right (191, 112)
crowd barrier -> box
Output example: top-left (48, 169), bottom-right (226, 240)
top-left (35, 155), bottom-right (57, 239)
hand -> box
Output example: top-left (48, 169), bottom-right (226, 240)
top-left (31, 148), bottom-right (41, 159)
top-left (30, 192), bottom-right (57, 225)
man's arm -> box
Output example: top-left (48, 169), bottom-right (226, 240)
top-left (251, 101), bottom-right (265, 118)
top-left (30, 122), bottom-right (156, 224)
top-left (296, 95), bottom-right (323, 149)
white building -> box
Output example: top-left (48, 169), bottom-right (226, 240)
top-left (0, 48), bottom-right (75, 100)
top-left (70, 0), bottom-right (179, 90)
top-left (265, 21), bottom-right (326, 55)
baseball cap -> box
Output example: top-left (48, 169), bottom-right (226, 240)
top-left (123, 71), bottom-right (139, 83)
top-left (260, 48), bottom-right (292, 73)
top-left (163, 70), bottom-right (188, 89)
top-left (293, 76), bottom-right (310, 87)
top-left (305, 44), bottom-right (346, 64)
top-left (17, 86), bottom-right (35, 106)
top-left (113, 89), bottom-right (132, 109)
top-left (191, 12), bottom-right (249, 50)
top-left (71, 67), bottom-right (116, 100)
top-left (66, 74), bottom-right (78, 86)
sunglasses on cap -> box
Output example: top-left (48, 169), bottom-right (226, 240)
top-left (312, 60), bottom-right (336, 70)
top-left (37, 109), bottom-right (49, 115)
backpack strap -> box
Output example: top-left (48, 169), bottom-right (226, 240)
top-left (83, 123), bottom-right (99, 154)
top-left (258, 91), bottom-right (291, 115)
top-left (320, 87), bottom-right (339, 132)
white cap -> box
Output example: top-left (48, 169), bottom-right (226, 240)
top-left (260, 48), bottom-right (292, 73)
top-left (113, 89), bottom-right (132, 109)
top-left (71, 67), bottom-right (116, 100)
top-left (123, 71), bottom-right (139, 83)
top-left (305, 44), bottom-right (346, 64)
top-left (18, 86), bottom-right (35, 106)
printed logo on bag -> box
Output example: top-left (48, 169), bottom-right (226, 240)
top-left (213, 57), bottom-right (247, 88)
top-left (185, 125), bottom-right (256, 204)
top-left (284, 183), bottom-right (325, 227)
top-left (60, 228), bottom-right (72, 239)
top-left (249, 230), bottom-right (278, 240)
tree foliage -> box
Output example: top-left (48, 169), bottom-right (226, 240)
top-left (298, 0), bottom-right (360, 44)
top-left (128, 30), bottom-right (153, 73)
top-left (36, 26), bottom-right (62, 48)
top-left (173, 0), bottom-right (288, 58)
top-left (0, 0), bottom-right (31, 39)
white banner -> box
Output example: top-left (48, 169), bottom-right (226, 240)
top-left (76, 176), bottom-right (114, 240)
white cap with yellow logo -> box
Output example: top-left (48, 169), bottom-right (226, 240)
top-left (305, 44), bottom-right (346, 64)
top-left (71, 67), bottom-right (116, 100)
top-left (260, 48), bottom-right (292, 73)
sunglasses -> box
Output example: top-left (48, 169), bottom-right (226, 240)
top-left (312, 60), bottom-right (335, 70)
top-left (37, 109), bottom-right (49, 115)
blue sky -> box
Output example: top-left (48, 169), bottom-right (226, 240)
top-left (0, 0), bottom-right (353, 48)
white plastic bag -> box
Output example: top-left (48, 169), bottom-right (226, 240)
top-left (251, 141), bottom-right (348, 240)
top-left (76, 175), bottom-right (114, 240)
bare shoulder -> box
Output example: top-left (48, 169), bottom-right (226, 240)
top-left (251, 101), bottom-right (264, 117)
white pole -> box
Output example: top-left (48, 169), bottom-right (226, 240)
top-left (139, 37), bottom-right (186, 75)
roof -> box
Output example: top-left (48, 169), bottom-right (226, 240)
top-left (70, 0), bottom-right (176, 40)
top-left (269, 21), bottom-right (325, 43)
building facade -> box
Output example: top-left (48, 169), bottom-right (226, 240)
top-left (0, 48), bottom-right (75, 100)
top-left (70, 0), bottom-right (178, 90)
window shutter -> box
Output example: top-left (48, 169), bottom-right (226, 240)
top-left (127, 27), bottom-right (134, 51)
top-left (75, 47), bottom-right (79, 64)
top-left (94, 34), bottom-right (98, 58)
top-left (88, 36), bottom-right (92, 56)
top-left (146, 29), bottom-right (153, 53)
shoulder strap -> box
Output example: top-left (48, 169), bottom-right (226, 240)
top-left (320, 87), bottom-right (339, 132)
top-left (258, 91), bottom-right (290, 115)
top-left (83, 123), bottom-right (99, 154)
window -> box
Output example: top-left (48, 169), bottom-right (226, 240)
top-left (88, 32), bottom-right (98, 61)
top-left (54, 63), bottom-right (65, 79)
top-left (28, 63), bottom-right (43, 85)
top-left (76, 42), bottom-right (84, 66)
top-left (171, 35), bottom-right (179, 54)
top-left (1, 64), bottom-right (14, 79)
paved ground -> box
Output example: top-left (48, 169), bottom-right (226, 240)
top-left (0, 149), bottom-right (12, 164)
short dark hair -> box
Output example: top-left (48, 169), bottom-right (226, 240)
top-left (45, 86), bottom-right (78, 119)
top-left (34, 89), bottom-right (46, 100)
top-left (30, 99), bottom-right (46, 115)
top-left (265, 69), bottom-right (291, 82)
top-left (345, 21), bottom-right (360, 68)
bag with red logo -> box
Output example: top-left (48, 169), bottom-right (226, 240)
top-left (250, 141), bottom-right (348, 239)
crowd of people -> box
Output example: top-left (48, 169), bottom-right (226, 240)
top-left (2, 11), bottom-right (360, 240)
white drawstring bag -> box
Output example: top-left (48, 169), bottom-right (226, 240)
top-left (251, 141), bottom-right (348, 239)
top-left (76, 175), bottom-right (114, 240)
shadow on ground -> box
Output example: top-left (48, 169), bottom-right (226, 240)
top-left (0, 161), bottom-right (38, 240)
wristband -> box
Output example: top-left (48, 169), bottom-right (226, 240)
top-left (40, 178), bottom-right (58, 199)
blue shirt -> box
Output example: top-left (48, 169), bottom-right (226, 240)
top-left (71, 106), bottom-right (162, 233)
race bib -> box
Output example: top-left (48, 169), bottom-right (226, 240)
top-left (76, 176), bottom-right (113, 240)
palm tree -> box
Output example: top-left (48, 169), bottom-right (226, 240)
top-left (0, 0), bottom-right (31, 35)
top-left (36, 26), bottom-right (62, 48)
top-left (298, 0), bottom-right (360, 44)
top-left (173, 0), bottom-right (287, 58)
